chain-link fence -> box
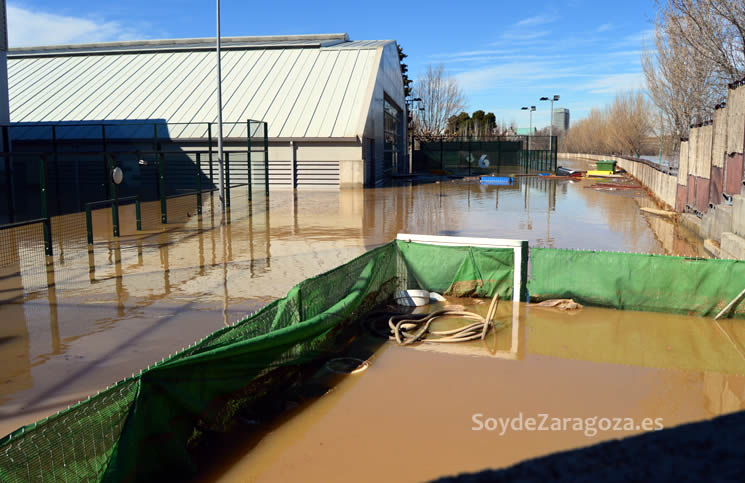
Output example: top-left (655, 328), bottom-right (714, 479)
top-left (413, 135), bottom-right (557, 175)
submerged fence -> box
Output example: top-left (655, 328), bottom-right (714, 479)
top-left (0, 120), bottom-right (268, 270)
top-left (1, 237), bottom-right (744, 481)
top-left (413, 135), bottom-right (557, 175)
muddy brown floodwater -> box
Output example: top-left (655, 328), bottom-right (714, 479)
top-left (0, 158), bottom-right (708, 445)
top-left (197, 298), bottom-right (745, 483)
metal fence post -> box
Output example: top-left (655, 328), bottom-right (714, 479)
top-left (85, 204), bottom-right (93, 245)
top-left (208, 123), bottom-right (214, 186)
top-left (135, 196), bottom-right (142, 231)
top-left (159, 151), bottom-right (167, 224)
top-left (247, 120), bottom-right (253, 201)
top-left (101, 125), bottom-right (110, 200)
top-left (263, 122), bottom-right (269, 196)
top-left (39, 155), bottom-right (53, 257)
top-left (468, 135), bottom-right (472, 177)
top-left (225, 151), bottom-right (231, 209)
top-left (196, 152), bottom-right (203, 215)
top-left (108, 154), bottom-right (120, 238)
top-left (553, 136), bottom-right (557, 171)
top-left (3, 149), bottom-right (13, 223)
top-left (440, 136), bottom-right (444, 171)
top-left (51, 125), bottom-right (61, 217)
top-left (496, 137), bottom-right (501, 171)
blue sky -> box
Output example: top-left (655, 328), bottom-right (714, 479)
top-left (8, 0), bottom-right (656, 128)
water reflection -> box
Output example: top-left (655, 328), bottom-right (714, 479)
top-left (0, 162), bottom-right (709, 435)
top-left (199, 302), bottom-right (745, 483)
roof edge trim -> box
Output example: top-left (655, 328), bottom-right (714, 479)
top-left (9, 33), bottom-right (350, 57)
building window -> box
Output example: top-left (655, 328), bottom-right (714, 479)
top-left (384, 98), bottom-right (402, 175)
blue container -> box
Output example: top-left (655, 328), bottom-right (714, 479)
top-left (480, 176), bottom-right (513, 186)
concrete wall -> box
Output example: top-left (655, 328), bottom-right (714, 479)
top-left (174, 138), bottom-right (362, 190)
top-left (561, 83), bottom-right (745, 258)
top-left (562, 152), bottom-right (677, 209)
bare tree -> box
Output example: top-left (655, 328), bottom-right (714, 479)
top-left (643, 3), bottom-right (723, 141)
top-left (564, 90), bottom-right (654, 156)
top-left (609, 91), bottom-right (654, 156)
top-left (662, 0), bottom-right (745, 85)
top-left (412, 64), bottom-right (466, 138)
top-left (643, 0), bottom-right (745, 141)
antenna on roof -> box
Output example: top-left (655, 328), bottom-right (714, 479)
top-left (216, 0), bottom-right (226, 212)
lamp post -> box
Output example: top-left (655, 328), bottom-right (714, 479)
top-left (216, 0), bottom-right (225, 211)
top-left (539, 95), bottom-right (560, 150)
top-left (406, 97), bottom-right (423, 174)
top-left (521, 106), bottom-right (536, 151)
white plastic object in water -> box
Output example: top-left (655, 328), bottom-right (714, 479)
top-left (394, 289), bottom-right (431, 306)
top-left (429, 292), bottom-right (447, 302)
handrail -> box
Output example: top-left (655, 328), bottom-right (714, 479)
top-left (0, 217), bottom-right (48, 231)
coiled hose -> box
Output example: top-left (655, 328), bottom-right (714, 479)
top-left (389, 292), bottom-right (501, 345)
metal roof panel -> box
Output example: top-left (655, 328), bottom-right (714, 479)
top-left (8, 38), bottom-right (389, 138)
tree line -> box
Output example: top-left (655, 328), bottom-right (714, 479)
top-left (562, 91), bottom-right (657, 156)
top-left (408, 64), bottom-right (520, 139)
top-left (445, 111), bottom-right (498, 137)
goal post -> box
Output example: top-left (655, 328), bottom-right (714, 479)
top-left (395, 233), bottom-right (528, 303)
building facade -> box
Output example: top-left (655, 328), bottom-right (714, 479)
top-left (7, 34), bottom-right (407, 189)
top-left (552, 108), bottom-right (570, 132)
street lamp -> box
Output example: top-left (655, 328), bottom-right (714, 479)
top-left (539, 95), bottom-right (560, 150)
top-left (521, 106), bottom-right (536, 151)
top-left (215, 0), bottom-right (226, 211)
top-left (406, 97), bottom-right (424, 173)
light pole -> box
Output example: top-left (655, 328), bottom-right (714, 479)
top-left (406, 97), bottom-right (423, 173)
top-left (539, 95), bottom-right (560, 150)
top-left (521, 106), bottom-right (536, 151)
top-left (216, 0), bottom-right (225, 211)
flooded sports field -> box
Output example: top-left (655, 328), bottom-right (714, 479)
top-left (0, 158), bottom-right (727, 478)
top-left (196, 299), bottom-right (745, 483)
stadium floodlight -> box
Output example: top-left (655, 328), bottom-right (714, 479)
top-left (521, 106), bottom-right (536, 150)
top-left (540, 95), bottom-right (560, 150)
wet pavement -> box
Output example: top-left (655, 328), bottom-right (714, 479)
top-left (0, 158), bottom-right (707, 436)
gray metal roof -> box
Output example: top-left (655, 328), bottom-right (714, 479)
top-left (8, 34), bottom-right (392, 139)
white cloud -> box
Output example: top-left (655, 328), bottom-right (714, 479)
top-left (581, 73), bottom-right (646, 94)
top-left (455, 61), bottom-right (585, 92)
top-left (7, 3), bottom-right (149, 47)
top-left (613, 28), bottom-right (656, 48)
top-left (596, 23), bottom-right (613, 33)
top-left (514, 14), bottom-right (557, 27)
top-left (493, 13), bottom-right (558, 45)
top-left (429, 49), bottom-right (517, 59)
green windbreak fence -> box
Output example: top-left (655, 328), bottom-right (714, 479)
top-left (0, 241), bottom-right (517, 482)
top-left (412, 136), bottom-right (557, 175)
top-left (414, 138), bottom-right (523, 175)
top-left (2, 240), bottom-right (745, 481)
top-left (528, 248), bottom-right (745, 317)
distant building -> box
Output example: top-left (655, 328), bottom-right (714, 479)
top-left (516, 127), bottom-right (536, 136)
top-left (552, 108), bottom-right (570, 132)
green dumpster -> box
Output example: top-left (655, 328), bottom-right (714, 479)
top-left (596, 160), bottom-right (616, 172)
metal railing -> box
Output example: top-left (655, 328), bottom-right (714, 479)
top-left (85, 196), bottom-right (142, 244)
